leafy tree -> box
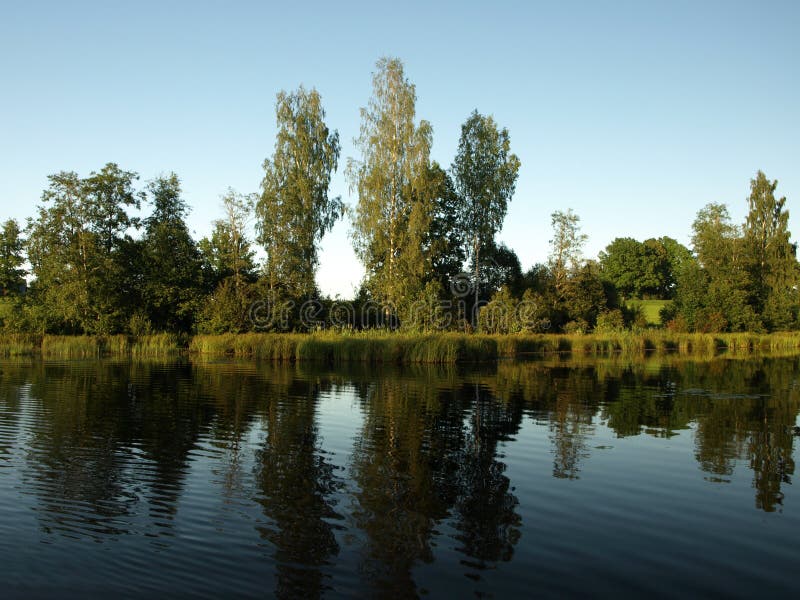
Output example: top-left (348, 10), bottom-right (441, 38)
top-left (26, 166), bottom-right (141, 333)
top-left (0, 219), bottom-right (25, 296)
top-left (450, 110), bottom-right (520, 288)
top-left (549, 209), bottom-right (587, 292)
top-left (199, 190), bottom-right (259, 334)
top-left (561, 261), bottom-right (609, 330)
top-left (743, 171), bottom-right (798, 329)
top-left (522, 263), bottom-right (555, 296)
top-left (424, 163), bottom-right (465, 288)
top-left (478, 286), bottom-right (520, 334)
top-left (599, 237), bottom-right (653, 299)
top-left (258, 86), bottom-right (342, 300)
top-left (477, 242), bottom-right (524, 298)
top-left (197, 277), bottom-right (258, 334)
top-left (692, 203), bottom-right (744, 282)
top-left (668, 203), bottom-right (760, 332)
top-left (599, 237), bottom-right (691, 299)
top-left (140, 173), bottom-right (204, 333)
top-left (347, 57), bottom-right (433, 311)
top-left (202, 189), bottom-right (257, 288)
top-left (664, 258), bottom-right (707, 330)
top-left (654, 236), bottom-right (693, 298)
top-left (82, 163), bottom-right (142, 253)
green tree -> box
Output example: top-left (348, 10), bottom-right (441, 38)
top-left (424, 163), bottom-right (465, 287)
top-left (258, 86), bottom-right (342, 300)
top-left (82, 163), bottom-right (142, 254)
top-left (599, 237), bottom-right (689, 299)
top-left (655, 236), bottom-right (693, 298)
top-left (665, 258), bottom-right (707, 330)
top-left (692, 203), bottom-right (743, 282)
top-left (549, 209), bottom-right (587, 293)
top-left (743, 171), bottom-right (798, 330)
top-left (202, 189), bottom-right (257, 288)
top-left (347, 57), bottom-right (433, 312)
top-left (669, 203), bottom-right (758, 331)
top-left (26, 166), bottom-right (141, 333)
top-left (0, 219), bottom-right (25, 296)
top-left (479, 242), bottom-right (524, 298)
top-left (450, 110), bottom-right (520, 288)
top-left (140, 173), bottom-right (204, 333)
top-left (599, 237), bottom-right (652, 299)
top-left (562, 261), bottom-right (609, 330)
top-left (199, 190), bottom-right (259, 334)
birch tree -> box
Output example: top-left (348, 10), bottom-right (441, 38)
top-left (258, 86), bottom-right (341, 299)
top-left (347, 57), bottom-right (433, 310)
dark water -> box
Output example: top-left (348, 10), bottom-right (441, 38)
top-left (0, 356), bottom-right (798, 598)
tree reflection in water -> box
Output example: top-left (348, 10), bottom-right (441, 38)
top-left (0, 354), bottom-right (797, 597)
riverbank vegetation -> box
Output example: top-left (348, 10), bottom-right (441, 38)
top-left (5, 331), bottom-right (800, 363)
top-left (0, 57), bottom-right (798, 340)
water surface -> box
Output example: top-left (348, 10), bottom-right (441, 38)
top-left (0, 356), bottom-right (798, 598)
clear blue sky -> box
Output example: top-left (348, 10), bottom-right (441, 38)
top-left (1, 0), bottom-right (798, 296)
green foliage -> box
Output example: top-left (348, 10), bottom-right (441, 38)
top-left (0, 219), bottom-right (26, 296)
top-left (140, 174), bottom-right (204, 333)
top-left (549, 209), bottom-right (586, 291)
top-left (26, 165), bottom-right (142, 334)
top-left (595, 309), bottom-right (626, 333)
top-left (451, 110), bottom-right (520, 288)
top-left (743, 171), bottom-right (798, 330)
top-left (477, 242), bottom-right (524, 299)
top-left (398, 280), bottom-right (449, 333)
top-left (347, 57), bottom-right (434, 311)
top-left (197, 277), bottom-right (258, 334)
top-left (258, 86), bottom-right (342, 300)
top-left (200, 189), bottom-right (257, 288)
top-left (425, 164), bottom-right (466, 286)
top-left (599, 237), bottom-right (689, 299)
top-left (561, 262), bottom-right (609, 329)
top-left (668, 174), bottom-right (799, 333)
top-left (478, 286), bottom-right (520, 334)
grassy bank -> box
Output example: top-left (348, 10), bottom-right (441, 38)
top-left (0, 334), bottom-right (184, 358)
top-left (5, 331), bottom-right (800, 362)
top-left (189, 332), bottom-right (497, 364)
top-left (189, 331), bottom-right (800, 363)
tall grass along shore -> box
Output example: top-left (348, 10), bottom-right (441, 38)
top-left (188, 331), bottom-right (800, 363)
top-left (4, 331), bottom-right (800, 363)
top-left (0, 334), bottom-right (184, 358)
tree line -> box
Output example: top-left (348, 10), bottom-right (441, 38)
top-left (0, 57), bottom-right (797, 335)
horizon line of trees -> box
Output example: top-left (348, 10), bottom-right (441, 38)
top-left (0, 57), bottom-right (797, 336)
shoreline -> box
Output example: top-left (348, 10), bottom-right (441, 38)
top-left (3, 331), bottom-right (800, 362)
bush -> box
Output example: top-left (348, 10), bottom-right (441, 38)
top-left (595, 309), bottom-right (625, 333)
top-left (563, 319), bottom-right (589, 335)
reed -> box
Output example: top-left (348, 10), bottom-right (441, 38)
top-left (7, 331), bottom-right (800, 362)
top-left (41, 335), bottom-right (108, 357)
top-left (130, 333), bottom-right (185, 357)
top-left (3, 334), bottom-right (187, 358)
top-left (0, 334), bottom-right (41, 357)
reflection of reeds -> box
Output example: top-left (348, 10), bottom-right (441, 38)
top-left (5, 331), bottom-right (800, 362)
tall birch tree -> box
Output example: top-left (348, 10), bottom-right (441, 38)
top-left (257, 86), bottom-right (341, 299)
top-left (347, 57), bottom-right (433, 310)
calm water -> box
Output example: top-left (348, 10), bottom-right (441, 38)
top-left (0, 356), bottom-right (798, 598)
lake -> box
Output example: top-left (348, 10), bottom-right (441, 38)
top-left (0, 356), bottom-right (798, 598)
